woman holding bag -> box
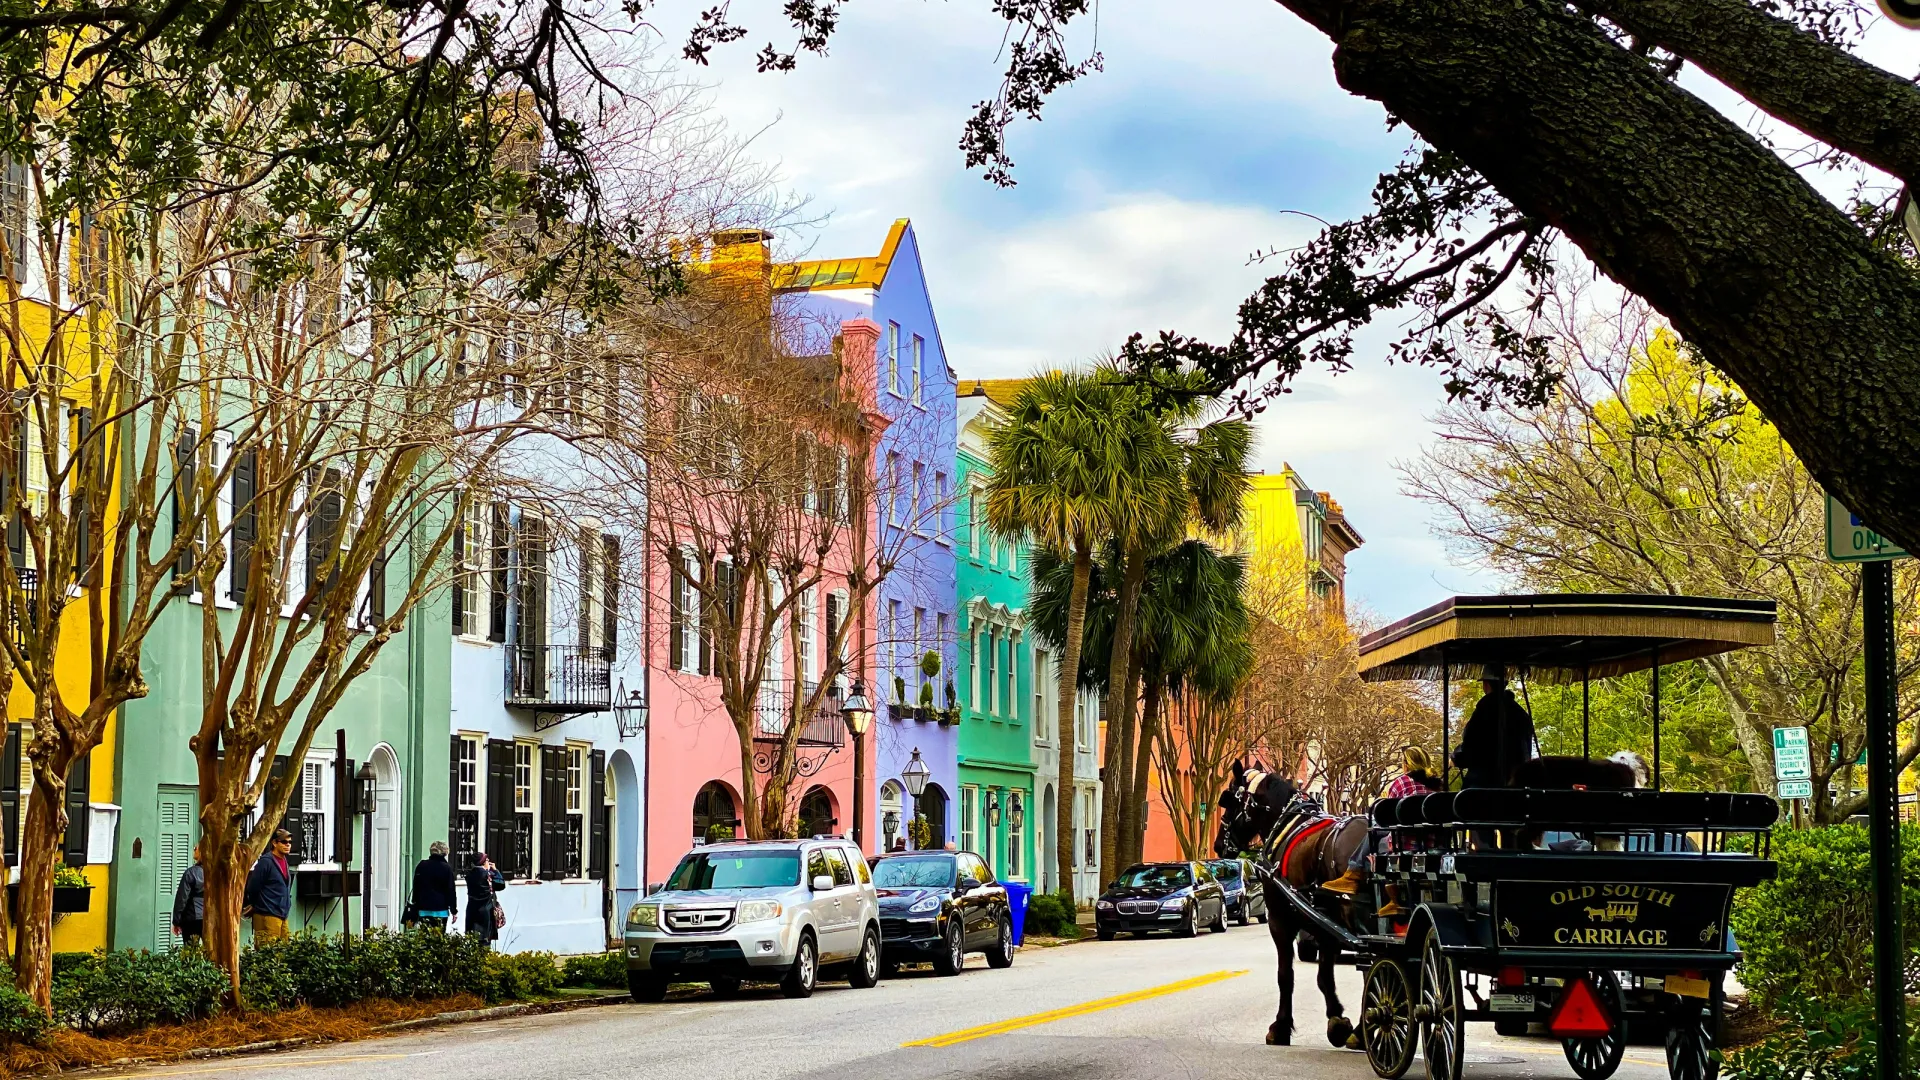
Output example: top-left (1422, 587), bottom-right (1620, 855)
top-left (465, 852), bottom-right (508, 947)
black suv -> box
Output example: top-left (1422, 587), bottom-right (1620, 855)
top-left (868, 850), bottom-right (1015, 975)
top-left (1094, 861), bottom-right (1229, 939)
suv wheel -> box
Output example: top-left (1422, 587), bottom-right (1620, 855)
top-left (628, 971), bottom-right (669, 1003)
top-left (848, 927), bottom-right (882, 988)
top-left (986, 917), bottom-right (1015, 969)
top-left (932, 919), bottom-right (965, 976)
top-left (781, 933), bottom-right (817, 999)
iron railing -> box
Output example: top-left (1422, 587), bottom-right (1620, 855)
top-left (10, 567), bottom-right (32, 649)
top-left (753, 682), bottom-right (846, 749)
top-left (505, 643), bottom-right (613, 715)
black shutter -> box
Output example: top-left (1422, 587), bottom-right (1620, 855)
top-left (588, 749), bottom-right (607, 880)
top-left (602, 536), bottom-right (619, 658)
top-left (539, 746), bottom-right (566, 880)
top-left (229, 449), bottom-right (256, 602)
top-left (485, 739), bottom-right (514, 873)
top-left (71, 408), bottom-right (91, 585)
top-left (696, 560), bottom-right (712, 676)
top-left (450, 498), bottom-right (465, 633)
top-left (522, 517), bottom-right (547, 647)
top-left (268, 755), bottom-right (304, 867)
top-left (62, 752), bottom-right (89, 866)
top-left (449, 734), bottom-right (463, 865)
top-left (333, 756), bottom-right (355, 864)
top-left (1, 723), bottom-right (19, 867)
top-left (366, 548), bottom-right (385, 623)
top-left (826, 592), bottom-right (843, 665)
top-left (306, 468), bottom-right (343, 597)
top-left (487, 503), bottom-right (508, 642)
top-left (172, 428), bottom-right (196, 582)
top-left (668, 552), bottom-right (685, 671)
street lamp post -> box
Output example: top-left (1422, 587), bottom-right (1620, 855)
top-left (901, 748), bottom-right (930, 849)
top-left (841, 681), bottom-right (873, 851)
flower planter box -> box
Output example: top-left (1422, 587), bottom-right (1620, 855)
top-left (53, 885), bottom-right (92, 913)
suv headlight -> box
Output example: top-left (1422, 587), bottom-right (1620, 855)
top-left (908, 896), bottom-right (941, 914)
top-left (737, 900), bottom-right (783, 923)
top-left (626, 904), bottom-right (659, 929)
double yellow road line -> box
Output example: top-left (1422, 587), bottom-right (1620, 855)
top-left (903, 969), bottom-right (1249, 1048)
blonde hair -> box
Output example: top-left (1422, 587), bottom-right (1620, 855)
top-left (1402, 746), bottom-right (1432, 774)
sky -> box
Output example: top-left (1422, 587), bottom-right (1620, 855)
top-left (678, 0), bottom-right (1920, 620)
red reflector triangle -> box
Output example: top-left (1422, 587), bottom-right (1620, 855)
top-left (1549, 977), bottom-right (1613, 1038)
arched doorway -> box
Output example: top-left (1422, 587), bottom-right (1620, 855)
top-left (920, 783), bottom-right (949, 850)
top-left (693, 780), bottom-right (740, 844)
top-left (1041, 784), bottom-right (1057, 892)
top-left (879, 781), bottom-right (905, 852)
top-left (369, 744), bottom-right (402, 929)
top-left (607, 750), bottom-right (641, 939)
top-left (798, 786), bottom-right (837, 838)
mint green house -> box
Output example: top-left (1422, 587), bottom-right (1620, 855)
top-left (952, 386), bottom-right (1035, 883)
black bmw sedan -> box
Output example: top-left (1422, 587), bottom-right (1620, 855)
top-left (869, 850), bottom-right (1015, 975)
top-left (1094, 862), bottom-right (1229, 940)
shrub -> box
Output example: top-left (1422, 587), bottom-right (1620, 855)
top-left (240, 927), bottom-right (494, 1012)
top-left (562, 952), bottom-right (627, 989)
top-left (51, 948), bottom-right (227, 1034)
top-left (481, 951), bottom-right (560, 1003)
top-left (0, 985), bottom-right (50, 1046)
top-left (1730, 824), bottom-right (1920, 1013)
top-left (1726, 995), bottom-right (1918, 1079)
top-left (1024, 889), bottom-right (1081, 938)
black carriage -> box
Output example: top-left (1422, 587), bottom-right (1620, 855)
top-left (1282, 594), bottom-right (1781, 1080)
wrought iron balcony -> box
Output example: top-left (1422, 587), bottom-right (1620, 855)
top-left (505, 643), bottom-right (613, 718)
top-left (751, 682), bottom-right (847, 777)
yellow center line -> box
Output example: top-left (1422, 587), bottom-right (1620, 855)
top-left (903, 969), bottom-right (1250, 1048)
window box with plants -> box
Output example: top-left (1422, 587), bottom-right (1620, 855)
top-left (26, 864), bottom-right (95, 913)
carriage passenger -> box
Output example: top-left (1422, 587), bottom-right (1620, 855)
top-left (1322, 746), bottom-right (1440, 914)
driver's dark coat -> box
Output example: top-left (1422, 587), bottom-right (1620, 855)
top-left (1452, 687), bottom-right (1536, 787)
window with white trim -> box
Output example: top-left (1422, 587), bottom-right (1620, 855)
top-left (912, 607), bottom-right (926, 696)
top-left (669, 547), bottom-right (699, 673)
top-left (959, 785), bottom-right (977, 855)
top-left (934, 471), bottom-right (949, 543)
top-left (1006, 793), bottom-right (1024, 879)
top-left (887, 453), bottom-right (904, 526)
top-left (797, 587), bottom-right (817, 685)
top-left (514, 741), bottom-right (535, 811)
top-left (565, 743), bottom-right (586, 877)
top-left (1032, 648), bottom-right (1050, 743)
top-left (451, 734), bottom-right (480, 863)
top-left (298, 757), bottom-right (330, 864)
top-left (886, 322), bottom-right (900, 395)
top-left (911, 335), bottom-right (925, 406)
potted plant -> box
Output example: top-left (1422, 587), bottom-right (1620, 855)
top-left (52, 864), bottom-right (92, 913)
top-left (892, 674), bottom-right (908, 714)
top-left (704, 822), bottom-right (735, 844)
top-left (938, 680), bottom-right (961, 726)
top-left (917, 651), bottom-right (942, 721)
top-left (908, 815), bottom-right (934, 851)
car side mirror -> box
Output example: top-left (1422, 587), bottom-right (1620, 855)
top-left (647, 883), bottom-right (663, 895)
top-left (811, 874), bottom-right (834, 891)
top-left (957, 876), bottom-right (979, 891)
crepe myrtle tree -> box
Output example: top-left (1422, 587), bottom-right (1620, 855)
top-left (663, 0), bottom-right (1920, 558)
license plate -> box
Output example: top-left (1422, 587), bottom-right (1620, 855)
top-left (1490, 992), bottom-right (1535, 1013)
top-left (681, 946), bottom-right (708, 963)
top-left (1665, 975), bottom-right (1710, 999)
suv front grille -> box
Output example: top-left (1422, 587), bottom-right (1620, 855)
top-left (664, 906), bottom-right (735, 934)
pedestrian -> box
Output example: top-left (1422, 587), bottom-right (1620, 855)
top-left (242, 829), bottom-right (295, 942)
top-left (1323, 746), bottom-right (1441, 912)
top-left (172, 844), bottom-right (206, 946)
top-left (410, 841), bottom-right (458, 931)
top-left (464, 851), bottom-right (507, 947)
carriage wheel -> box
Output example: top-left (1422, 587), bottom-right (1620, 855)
top-left (1664, 977), bottom-right (1724, 1080)
top-left (1418, 931), bottom-right (1465, 1080)
top-left (1562, 970), bottom-right (1626, 1080)
top-left (1361, 958), bottom-right (1417, 1079)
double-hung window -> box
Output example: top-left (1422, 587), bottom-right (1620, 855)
top-left (565, 744), bottom-right (586, 877)
top-left (886, 322), bottom-right (901, 395)
top-left (450, 735), bottom-right (480, 865)
top-left (959, 786), bottom-right (977, 855)
top-left (911, 335), bottom-right (924, 405)
top-left (512, 740), bottom-right (536, 876)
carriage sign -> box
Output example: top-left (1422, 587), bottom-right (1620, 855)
top-left (1773, 726), bottom-right (1811, 782)
top-left (1826, 496), bottom-right (1908, 562)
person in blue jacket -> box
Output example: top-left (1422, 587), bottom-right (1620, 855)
top-left (243, 829), bottom-right (295, 941)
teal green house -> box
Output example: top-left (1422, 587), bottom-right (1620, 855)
top-left (952, 386), bottom-right (1035, 883)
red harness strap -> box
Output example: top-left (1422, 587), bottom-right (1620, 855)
top-left (1280, 817), bottom-right (1335, 879)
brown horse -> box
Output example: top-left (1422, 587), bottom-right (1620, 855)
top-left (1215, 760), bottom-right (1369, 1048)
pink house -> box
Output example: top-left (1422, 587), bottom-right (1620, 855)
top-left (641, 315), bottom-right (886, 887)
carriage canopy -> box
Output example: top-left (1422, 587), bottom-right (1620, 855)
top-left (1355, 593), bottom-right (1777, 684)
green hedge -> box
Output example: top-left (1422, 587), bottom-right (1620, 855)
top-left (0, 985), bottom-right (50, 1046)
top-left (1726, 995), bottom-right (1918, 1079)
top-left (1730, 824), bottom-right (1920, 1014)
top-left (562, 952), bottom-right (626, 989)
top-left (1023, 889), bottom-right (1081, 938)
top-left (52, 948), bottom-right (229, 1033)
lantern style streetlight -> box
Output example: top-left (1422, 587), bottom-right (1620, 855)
top-left (986, 791), bottom-right (1002, 828)
top-left (901, 748), bottom-right (930, 848)
top-left (840, 682), bottom-right (873, 849)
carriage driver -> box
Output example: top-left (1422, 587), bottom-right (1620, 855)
top-left (1452, 666), bottom-right (1538, 788)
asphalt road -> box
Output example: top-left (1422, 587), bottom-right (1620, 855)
top-left (104, 930), bottom-right (1680, 1080)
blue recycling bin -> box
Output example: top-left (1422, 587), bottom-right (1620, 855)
top-left (1003, 880), bottom-right (1032, 947)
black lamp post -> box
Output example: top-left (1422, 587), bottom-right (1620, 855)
top-left (901, 748), bottom-right (930, 849)
top-left (840, 681), bottom-right (873, 850)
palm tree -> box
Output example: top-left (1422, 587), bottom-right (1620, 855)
top-left (983, 369), bottom-right (1150, 901)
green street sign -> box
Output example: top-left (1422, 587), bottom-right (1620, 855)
top-left (1826, 496), bottom-right (1908, 563)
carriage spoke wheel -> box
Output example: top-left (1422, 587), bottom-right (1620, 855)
top-left (1562, 970), bottom-right (1626, 1080)
top-left (1664, 978), bottom-right (1724, 1080)
top-left (1361, 958), bottom-right (1417, 1079)
top-left (1418, 931), bottom-right (1464, 1080)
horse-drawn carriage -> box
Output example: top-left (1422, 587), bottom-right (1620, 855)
top-left (1219, 594), bottom-right (1782, 1080)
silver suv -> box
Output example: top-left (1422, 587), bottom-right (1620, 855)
top-left (624, 838), bottom-right (881, 1001)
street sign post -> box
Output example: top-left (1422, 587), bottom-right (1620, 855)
top-left (1826, 494), bottom-right (1909, 1080)
top-left (1777, 779), bottom-right (1813, 800)
top-left (1771, 726), bottom-right (1810, 781)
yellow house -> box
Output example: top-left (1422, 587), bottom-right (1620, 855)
top-left (1229, 466), bottom-right (1363, 611)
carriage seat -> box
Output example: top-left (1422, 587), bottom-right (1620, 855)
top-left (1372, 788), bottom-right (1777, 831)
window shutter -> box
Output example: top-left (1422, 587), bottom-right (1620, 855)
top-left (268, 755), bottom-right (304, 867)
top-left (229, 448), bottom-right (256, 602)
top-left (62, 752), bottom-right (89, 866)
top-left (333, 757), bottom-right (355, 864)
top-left (521, 517), bottom-right (547, 648)
top-left (697, 559), bottom-right (714, 677)
top-left (601, 534), bottom-right (619, 658)
top-left (668, 552), bottom-right (685, 670)
top-left (1, 723), bottom-right (19, 867)
top-left (539, 746), bottom-right (566, 880)
top-left (71, 408), bottom-right (91, 585)
top-left (485, 739), bottom-right (514, 871)
top-left (826, 592), bottom-right (843, 667)
top-left (588, 749), bottom-right (607, 880)
top-left (172, 429), bottom-right (197, 582)
top-left (306, 468), bottom-right (343, 597)
top-left (450, 498), bottom-right (465, 633)
top-left (366, 547), bottom-right (386, 623)
top-left (488, 502), bottom-right (509, 642)
top-left (448, 734), bottom-right (465, 867)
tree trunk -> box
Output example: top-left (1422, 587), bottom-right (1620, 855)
top-left (12, 778), bottom-right (62, 1008)
top-left (1097, 546), bottom-right (1147, 887)
top-left (1277, 0), bottom-right (1920, 555)
top-left (1109, 657), bottom-right (1143, 876)
top-left (201, 810), bottom-right (246, 1007)
top-left (1055, 545), bottom-right (1093, 901)
top-left (1128, 675), bottom-right (1165, 867)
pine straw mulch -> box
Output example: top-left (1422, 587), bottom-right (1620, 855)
top-left (0, 994), bottom-right (488, 1077)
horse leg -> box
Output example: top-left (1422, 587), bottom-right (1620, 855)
top-left (1318, 939), bottom-right (1355, 1048)
top-left (1266, 897), bottom-right (1296, 1046)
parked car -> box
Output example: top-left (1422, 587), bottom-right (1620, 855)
top-left (1094, 861), bottom-right (1228, 939)
top-left (868, 849), bottom-right (1015, 975)
top-left (623, 838), bottom-right (881, 1002)
top-left (1206, 857), bottom-right (1266, 925)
